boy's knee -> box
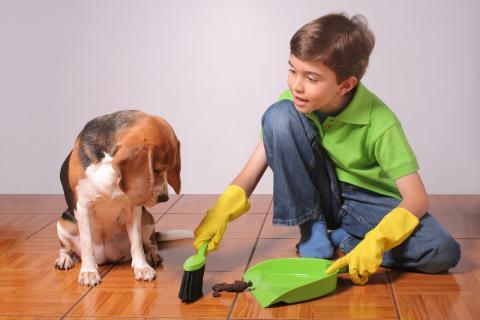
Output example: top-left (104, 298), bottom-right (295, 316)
top-left (418, 232), bottom-right (461, 274)
top-left (261, 100), bottom-right (297, 136)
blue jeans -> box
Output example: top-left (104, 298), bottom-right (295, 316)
top-left (262, 100), bottom-right (461, 273)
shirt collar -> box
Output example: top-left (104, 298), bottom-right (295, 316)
top-left (334, 82), bottom-right (372, 125)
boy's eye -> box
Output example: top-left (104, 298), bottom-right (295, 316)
top-left (306, 76), bottom-right (317, 82)
top-left (288, 69), bottom-right (296, 74)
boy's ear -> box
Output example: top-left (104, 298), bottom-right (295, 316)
top-left (339, 76), bottom-right (358, 96)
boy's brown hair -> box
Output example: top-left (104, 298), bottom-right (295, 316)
top-left (290, 13), bottom-right (375, 83)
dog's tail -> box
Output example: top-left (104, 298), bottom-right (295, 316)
top-left (154, 230), bottom-right (194, 242)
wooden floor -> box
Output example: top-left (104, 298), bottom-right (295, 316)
top-left (0, 194), bottom-right (479, 320)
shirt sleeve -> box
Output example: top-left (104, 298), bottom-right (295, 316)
top-left (374, 124), bottom-right (419, 180)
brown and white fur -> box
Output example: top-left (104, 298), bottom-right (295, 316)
top-left (55, 110), bottom-right (192, 286)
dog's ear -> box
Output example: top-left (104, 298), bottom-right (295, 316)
top-left (112, 145), bottom-right (154, 206)
top-left (167, 139), bottom-right (181, 194)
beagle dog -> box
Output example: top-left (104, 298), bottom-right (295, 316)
top-left (55, 110), bottom-right (191, 286)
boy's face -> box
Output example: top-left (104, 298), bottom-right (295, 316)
top-left (287, 55), bottom-right (354, 114)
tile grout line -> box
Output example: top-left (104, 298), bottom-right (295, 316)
top-left (387, 270), bottom-right (402, 320)
top-left (0, 211), bottom-right (66, 214)
top-left (226, 197), bottom-right (273, 320)
top-left (0, 238), bottom-right (23, 255)
top-left (0, 196), bottom-right (185, 257)
top-left (164, 194), bottom-right (184, 213)
top-left (0, 215), bottom-right (59, 257)
top-left (60, 316), bottom-right (220, 319)
top-left (154, 194), bottom-right (184, 223)
top-left (60, 264), bottom-right (116, 319)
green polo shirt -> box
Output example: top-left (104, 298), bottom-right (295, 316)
top-left (278, 83), bottom-right (418, 199)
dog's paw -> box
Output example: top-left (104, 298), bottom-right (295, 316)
top-left (145, 249), bottom-right (163, 267)
top-left (133, 265), bottom-right (156, 281)
top-left (78, 269), bottom-right (101, 286)
top-left (55, 254), bottom-right (74, 270)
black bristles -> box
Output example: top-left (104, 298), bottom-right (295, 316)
top-left (178, 265), bottom-right (205, 303)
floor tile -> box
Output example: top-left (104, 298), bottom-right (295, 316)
top-left (158, 238), bottom-right (256, 273)
top-left (0, 195), bottom-right (65, 214)
top-left (31, 214), bottom-right (163, 240)
top-left (0, 234), bottom-right (105, 317)
top-left (391, 239), bottom-right (480, 294)
top-left (0, 238), bottom-right (23, 255)
top-left (156, 213), bottom-right (266, 240)
top-left (0, 195), bottom-right (182, 215)
top-left (0, 254), bottom-right (111, 316)
top-left (167, 194), bottom-right (271, 214)
top-left (431, 212), bottom-right (480, 238)
top-left (68, 269), bottom-right (242, 318)
top-left (147, 194), bottom-right (182, 214)
top-left (0, 237), bottom-right (77, 271)
top-left (0, 317), bottom-right (60, 320)
top-left (429, 195), bottom-right (480, 214)
top-left (64, 317), bottom-right (224, 320)
top-left (248, 238), bottom-right (299, 267)
top-left (0, 214), bottom-right (57, 238)
top-left (391, 239), bottom-right (480, 320)
top-left (395, 292), bottom-right (479, 320)
top-left (223, 213), bottom-right (266, 239)
top-left (0, 194), bottom-right (478, 319)
top-left (155, 213), bottom-right (201, 236)
top-left (29, 222), bottom-right (58, 239)
top-left (260, 214), bottom-right (299, 239)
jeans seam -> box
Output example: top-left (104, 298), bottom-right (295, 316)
top-left (272, 210), bottom-right (323, 226)
top-left (334, 205), bottom-right (349, 228)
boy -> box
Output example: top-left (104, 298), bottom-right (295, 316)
top-left (193, 13), bottom-right (460, 285)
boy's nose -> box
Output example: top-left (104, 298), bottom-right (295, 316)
top-left (292, 77), bottom-right (304, 93)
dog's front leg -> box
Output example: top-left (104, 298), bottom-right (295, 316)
top-left (126, 206), bottom-right (156, 281)
top-left (76, 202), bottom-right (101, 286)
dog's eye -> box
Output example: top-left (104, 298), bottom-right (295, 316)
top-left (153, 169), bottom-right (162, 174)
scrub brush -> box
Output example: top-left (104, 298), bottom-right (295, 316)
top-left (178, 242), bottom-right (208, 303)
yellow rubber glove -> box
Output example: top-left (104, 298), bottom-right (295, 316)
top-left (326, 207), bottom-right (419, 285)
top-left (193, 185), bottom-right (250, 253)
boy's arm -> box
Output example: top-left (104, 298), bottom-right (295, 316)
top-left (231, 140), bottom-right (268, 197)
top-left (326, 171), bottom-right (426, 285)
top-left (193, 140), bottom-right (268, 252)
top-left (395, 172), bottom-right (429, 219)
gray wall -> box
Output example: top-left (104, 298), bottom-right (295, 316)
top-left (1, 0), bottom-right (479, 194)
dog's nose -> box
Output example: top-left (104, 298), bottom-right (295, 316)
top-left (157, 194), bottom-right (169, 203)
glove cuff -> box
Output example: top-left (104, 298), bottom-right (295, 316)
top-left (367, 207), bottom-right (420, 251)
top-left (217, 184), bottom-right (251, 222)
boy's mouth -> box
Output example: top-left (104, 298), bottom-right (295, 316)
top-left (294, 95), bottom-right (309, 106)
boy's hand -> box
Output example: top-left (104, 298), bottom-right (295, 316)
top-left (326, 235), bottom-right (384, 285)
top-left (326, 207), bottom-right (419, 285)
top-left (193, 185), bottom-right (250, 253)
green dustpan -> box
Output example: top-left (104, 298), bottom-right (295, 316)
top-left (243, 258), bottom-right (347, 308)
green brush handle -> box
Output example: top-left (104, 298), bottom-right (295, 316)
top-left (197, 241), bottom-right (208, 257)
top-left (183, 242), bottom-right (208, 272)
